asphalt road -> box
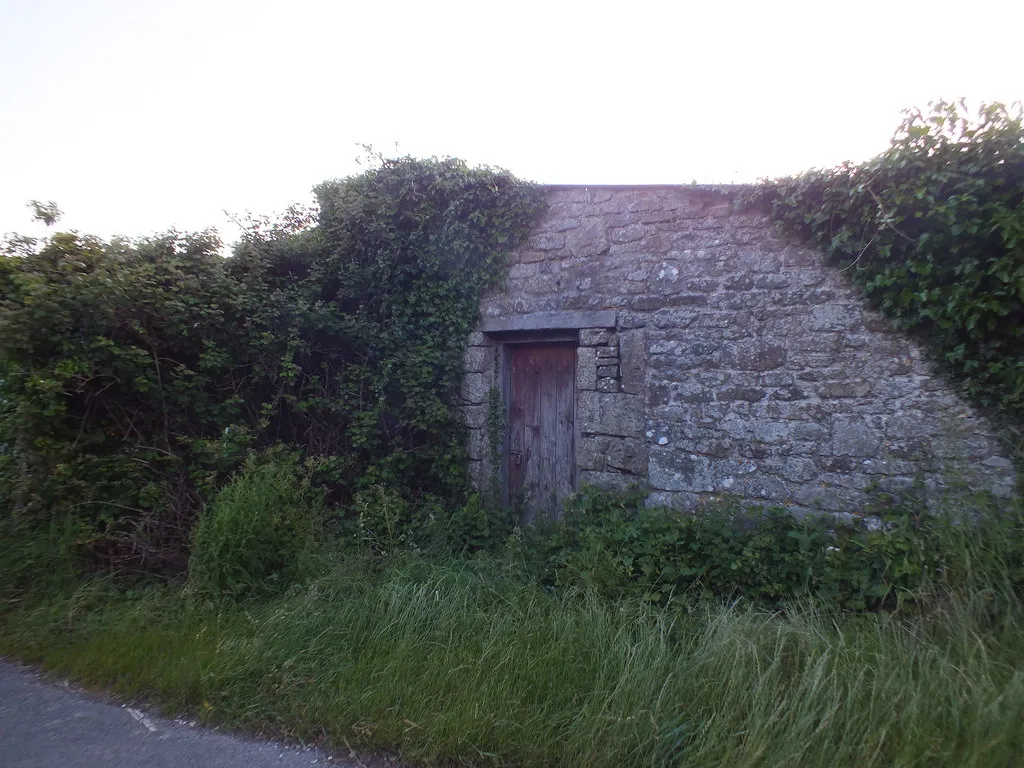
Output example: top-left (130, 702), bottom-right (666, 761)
top-left (0, 659), bottom-right (348, 767)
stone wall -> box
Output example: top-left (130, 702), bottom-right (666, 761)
top-left (463, 185), bottom-right (1016, 512)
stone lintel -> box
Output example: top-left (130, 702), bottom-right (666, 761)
top-left (481, 310), bottom-right (616, 334)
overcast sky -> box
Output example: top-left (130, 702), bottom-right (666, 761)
top-left (1, 0), bottom-right (1020, 244)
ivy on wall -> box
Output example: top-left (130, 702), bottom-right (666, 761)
top-left (750, 101), bottom-right (1024, 447)
top-left (0, 157), bottom-right (544, 574)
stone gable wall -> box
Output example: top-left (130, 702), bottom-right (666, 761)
top-left (462, 186), bottom-right (1016, 512)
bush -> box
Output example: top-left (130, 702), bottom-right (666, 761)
top-left (353, 488), bottom-right (521, 556)
top-left (353, 484), bottom-right (419, 555)
top-left (187, 448), bottom-right (325, 599)
top-left (0, 158), bottom-right (543, 578)
top-left (536, 487), bottom-right (1024, 610)
top-left (434, 492), bottom-right (520, 552)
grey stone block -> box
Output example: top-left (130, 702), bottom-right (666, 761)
top-left (649, 450), bottom-right (715, 492)
top-left (832, 415), bottom-right (882, 458)
top-left (463, 346), bottom-right (492, 374)
top-left (467, 460), bottom-right (487, 491)
top-left (508, 262), bottom-right (539, 279)
top-left (817, 380), bottom-right (873, 399)
top-left (580, 328), bottom-right (614, 346)
top-left (578, 391), bottom-right (644, 437)
top-left (481, 311), bottom-right (616, 334)
top-left (810, 305), bottom-right (862, 331)
top-left (610, 224), bottom-right (646, 243)
top-left (579, 470), bottom-right (643, 491)
top-left (618, 328), bottom-right (646, 395)
top-left (578, 436), bottom-right (648, 476)
top-left (771, 384), bottom-right (806, 401)
top-left (607, 438), bottom-right (649, 476)
top-left (782, 457), bottom-right (818, 483)
top-left (462, 404), bottom-right (488, 429)
top-left (467, 428), bottom-right (489, 461)
top-left (576, 347), bottom-right (598, 390)
top-left (578, 436), bottom-right (610, 471)
top-left (722, 341), bottom-right (787, 372)
top-left (530, 233), bottom-right (565, 251)
top-left (567, 219), bottom-right (609, 258)
top-left (729, 473), bottom-right (790, 502)
top-left (716, 387), bottom-right (766, 402)
top-left (461, 372), bottom-right (490, 404)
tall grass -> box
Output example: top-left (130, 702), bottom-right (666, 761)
top-left (2, 554), bottom-right (1021, 767)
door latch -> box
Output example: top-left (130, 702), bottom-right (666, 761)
top-left (509, 450), bottom-right (522, 466)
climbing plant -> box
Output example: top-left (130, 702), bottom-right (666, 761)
top-left (0, 157), bottom-right (544, 575)
top-left (750, 101), bottom-right (1024, 445)
top-left (486, 383), bottom-right (506, 498)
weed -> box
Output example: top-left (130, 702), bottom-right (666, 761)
top-left (187, 447), bottom-right (325, 599)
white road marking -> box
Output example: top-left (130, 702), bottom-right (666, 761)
top-left (126, 707), bottom-right (159, 733)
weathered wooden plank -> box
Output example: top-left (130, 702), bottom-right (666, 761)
top-left (522, 348), bottom-right (541, 522)
top-left (508, 343), bottom-right (576, 524)
top-left (554, 347), bottom-right (576, 511)
top-left (508, 350), bottom-right (525, 500)
top-left (538, 351), bottom-right (558, 517)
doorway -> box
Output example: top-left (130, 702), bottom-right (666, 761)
top-left (506, 342), bottom-right (576, 523)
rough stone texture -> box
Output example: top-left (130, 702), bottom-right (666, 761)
top-left (618, 328), bottom-right (646, 395)
top-left (460, 373), bottom-right (490, 405)
top-left (578, 391), bottom-right (644, 438)
top-left (465, 186), bottom-right (1016, 512)
top-left (580, 328), bottom-right (614, 346)
top-left (576, 346), bottom-right (599, 391)
top-left (463, 346), bottom-right (492, 374)
top-left (482, 310), bottom-right (615, 333)
top-left (460, 332), bottom-right (498, 472)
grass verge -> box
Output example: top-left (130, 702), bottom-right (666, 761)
top-left (1, 554), bottom-right (1022, 767)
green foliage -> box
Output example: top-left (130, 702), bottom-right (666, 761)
top-left (0, 514), bottom-right (87, 601)
top-left (187, 448), bottom-right (324, 599)
top-left (0, 157), bottom-right (543, 576)
top-left (750, 100), bottom-right (1024, 445)
top-left (354, 488), bottom-right (519, 555)
top-left (353, 484), bottom-right (418, 555)
top-left (436, 492), bottom-right (519, 552)
top-left (0, 229), bottom-right (246, 574)
top-left (537, 487), bottom-right (1024, 610)
top-left (258, 158), bottom-right (543, 501)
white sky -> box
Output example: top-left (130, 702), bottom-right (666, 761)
top-left (1, 0), bottom-right (1020, 245)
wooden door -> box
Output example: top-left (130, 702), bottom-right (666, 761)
top-left (508, 343), bottom-right (576, 523)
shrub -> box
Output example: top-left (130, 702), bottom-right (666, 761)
top-left (537, 487), bottom-right (1024, 610)
top-left (353, 484), bottom-right (419, 555)
top-left (187, 448), bottom-right (324, 599)
top-left (0, 158), bottom-right (543, 578)
top-left (544, 489), bottom-right (832, 603)
top-left (434, 492), bottom-right (520, 552)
